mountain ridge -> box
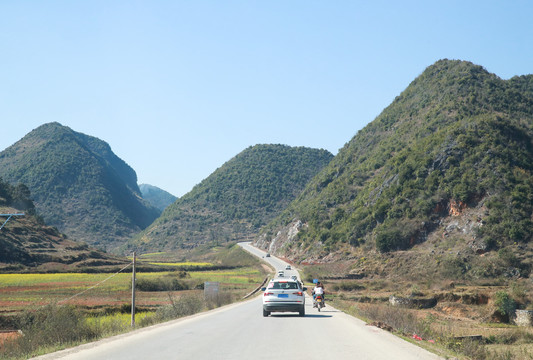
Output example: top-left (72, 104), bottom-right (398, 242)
top-left (255, 60), bottom-right (533, 281)
top-left (139, 184), bottom-right (177, 211)
top-left (131, 144), bottom-right (333, 251)
top-left (0, 122), bottom-right (160, 250)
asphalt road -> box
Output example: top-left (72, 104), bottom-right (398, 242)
top-left (35, 243), bottom-right (443, 360)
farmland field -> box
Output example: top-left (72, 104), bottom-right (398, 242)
top-left (0, 267), bottom-right (266, 314)
top-left (0, 244), bottom-right (272, 359)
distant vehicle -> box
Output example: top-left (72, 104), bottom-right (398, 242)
top-left (265, 253), bottom-right (271, 257)
top-left (285, 265), bottom-right (291, 270)
top-left (277, 270), bottom-right (284, 277)
top-left (262, 278), bottom-right (306, 317)
top-left (291, 275), bottom-right (298, 281)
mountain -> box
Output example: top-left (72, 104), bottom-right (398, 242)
top-left (0, 122), bottom-right (160, 250)
top-left (131, 144), bottom-right (333, 251)
top-left (0, 178), bottom-right (125, 272)
top-left (256, 60), bottom-right (533, 280)
top-left (139, 184), bottom-right (177, 211)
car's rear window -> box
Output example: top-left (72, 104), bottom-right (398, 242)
top-left (268, 281), bottom-right (299, 290)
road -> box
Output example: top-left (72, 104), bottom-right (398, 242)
top-left (35, 242), bottom-right (442, 360)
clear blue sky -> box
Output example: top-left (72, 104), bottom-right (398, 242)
top-left (1, 1), bottom-right (532, 197)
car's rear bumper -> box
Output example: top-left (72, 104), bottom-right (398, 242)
top-left (263, 303), bottom-right (304, 312)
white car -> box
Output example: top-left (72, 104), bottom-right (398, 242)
top-left (285, 265), bottom-right (292, 270)
top-left (262, 278), bottom-right (306, 317)
top-left (277, 270), bottom-right (284, 277)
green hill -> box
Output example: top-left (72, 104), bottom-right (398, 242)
top-left (256, 60), bottom-right (533, 280)
top-left (131, 144), bottom-right (333, 251)
top-left (0, 178), bottom-right (126, 272)
top-left (139, 184), bottom-right (177, 211)
top-left (0, 122), bottom-right (160, 250)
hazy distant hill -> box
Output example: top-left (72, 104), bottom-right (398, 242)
top-left (0, 178), bottom-right (125, 272)
top-left (257, 60), bottom-right (533, 279)
top-left (131, 144), bottom-right (333, 251)
top-left (0, 122), bottom-right (160, 250)
top-left (139, 184), bottom-right (177, 211)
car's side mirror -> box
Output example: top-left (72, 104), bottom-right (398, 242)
top-left (303, 287), bottom-right (307, 291)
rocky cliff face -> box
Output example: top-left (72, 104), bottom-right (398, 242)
top-left (255, 220), bottom-right (306, 255)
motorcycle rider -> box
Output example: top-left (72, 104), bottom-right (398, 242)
top-left (312, 282), bottom-right (325, 307)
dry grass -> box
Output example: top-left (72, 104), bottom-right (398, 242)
top-left (325, 276), bottom-right (533, 360)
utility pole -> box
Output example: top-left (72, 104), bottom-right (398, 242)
top-left (131, 252), bottom-right (136, 328)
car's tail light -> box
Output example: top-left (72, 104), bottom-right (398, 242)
top-left (292, 291), bottom-right (303, 296)
top-left (264, 292), bottom-right (274, 296)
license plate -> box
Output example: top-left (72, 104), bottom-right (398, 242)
top-left (278, 294), bottom-right (289, 298)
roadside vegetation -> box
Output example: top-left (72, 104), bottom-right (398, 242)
top-left (0, 243), bottom-right (269, 359)
top-left (300, 261), bottom-right (533, 360)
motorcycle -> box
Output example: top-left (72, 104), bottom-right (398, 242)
top-left (314, 294), bottom-right (325, 311)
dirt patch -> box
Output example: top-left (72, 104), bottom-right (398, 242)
top-left (0, 330), bottom-right (23, 349)
top-left (437, 303), bottom-right (477, 319)
top-left (367, 321), bottom-right (393, 332)
top-left (261, 264), bottom-right (273, 272)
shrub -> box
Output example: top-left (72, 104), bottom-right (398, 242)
top-left (156, 293), bottom-right (205, 321)
top-left (498, 248), bottom-right (519, 268)
top-left (7, 304), bottom-right (98, 358)
top-left (205, 291), bottom-right (235, 310)
top-left (375, 220), bottom-right (419, 253)
top-left (450, 338), bottom-right (488, 360)
top-left (356, 304), bottom-right (433, 339)
top-left (135, 277), bottom-right (189, 291)
top-left (494, 291), bottom-right (516, 318)
top-left (375, 227), bottom-right (409, 252)
top-left (441, 256), bottom-right (468, 279)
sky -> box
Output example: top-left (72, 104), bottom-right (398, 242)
top-left (1, 1), bottom-right (532, 197)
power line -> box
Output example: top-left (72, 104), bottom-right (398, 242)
top-left (57, 262), bottom-right (133, 305)
top-left (0, 213), bottom-right (25, 231)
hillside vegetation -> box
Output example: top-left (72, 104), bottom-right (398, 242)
top-left (0, 178), bottom-right (125, 272)
top-left (132, 144), bottom-right (333, 251)
top-left (139, 184), bottom-right (177, 211)
top-left (0, 122), bottom-right (160, 250)
top-left (257, 60), bottom-right (533, 280)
